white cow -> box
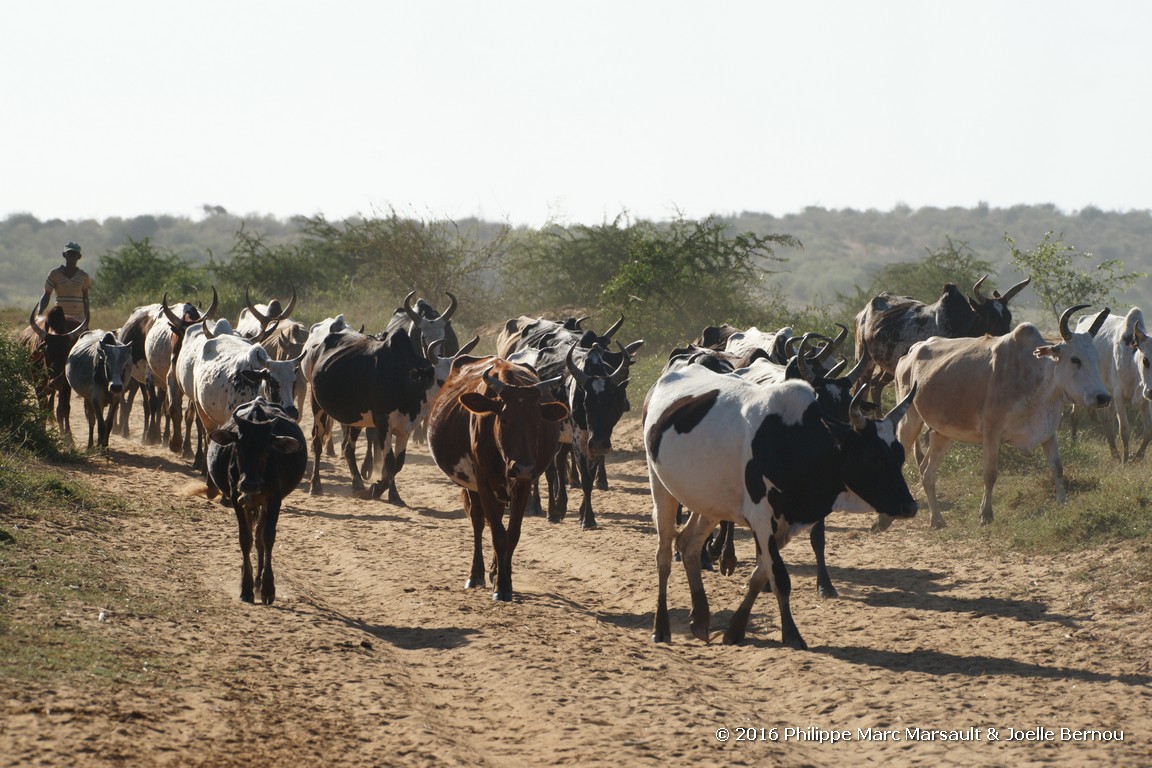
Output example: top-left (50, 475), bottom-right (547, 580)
top-left (1075, 307), bottom-right (1152, 462)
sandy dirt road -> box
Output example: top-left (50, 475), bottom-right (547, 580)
top-left (2, 399), bottom-right (1150, 767)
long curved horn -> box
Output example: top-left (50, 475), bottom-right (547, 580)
top-left (1059, 304), bottom-right (1090, 341)
top-left (1087, 307), bottom-right (1111, 338)
top-left (844, 345), bottom-right (870, 384)
top-left (456, 335), bottom-right (480, 357)
top-left (826, 358), bottom-right (848, 378)
top-left (816, 323), bottom-right (848, 362)
top-left (601, 315), bottom-right (625, 342)
top-left (849, 384), bottom-right (870, 431)
top-left (256, 318), bottom-right (282, 344)
top-left (999, 276), bottom-right (1030, 303)
top-left (566, 344), bottom-right (591, 388)
top-left (441, 291), bottom-right (457, 322)
top-left (245, 285), bottom-right (269, 325)
top-left (971, 274), bottom-right (989, 304)
top-left (885, 382), bottom-right (918, 426)
top-left (280, 286), bottom-right (297, 320)
top-left (794, 334), bottom-right (817, 383)
top-left (403, 291), bottom-right (420, 323)
top-left (202, 319), bottom-right (218, 339)
top-left (426, 339), bottom-right (445, 364)
top-left (536, 375), bottom-right (563, 395)
top-left (161, 291), bottom-right (182, 327)
top-left (575, 316), bottom-right (590, 329)
top-left (70, 304), bottom-right (91, 340)
top-left (609, 341), bottom-right (631, 386)
top-left (203, 286), bottom-right (219, 321)
top-left (28, 306), bottom-right (47, 341)
top-left (482, 365), bottom-right (506, 394)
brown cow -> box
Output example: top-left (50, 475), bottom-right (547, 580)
top-left (427, 356), bottom-right (568, 601)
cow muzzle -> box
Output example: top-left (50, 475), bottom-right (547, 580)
top-left (506, 461), bottom-right (535, 481)
top-left (109, 383), bottom-right (124, 394)
top-left (1091, 392), bottom-right (1112, 409)
top-left (891, 500), bottom-right (919, 519)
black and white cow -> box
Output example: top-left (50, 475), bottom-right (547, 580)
top-left (644, 361), bottom-right (917, 648)
top-left (207, 397), bottom-right (308, 605)
top-left (65, 330), bottom-right (134, 450)
top-left (385, 291), bottom-right (460, 357)
top-left (854, 275), bottom-right (1030, 402)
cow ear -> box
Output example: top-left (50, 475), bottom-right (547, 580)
top-left (240, 369), bottom-right (264, 384)
top-left (209, 428), bottom-right (237, 446)
top-left (1034, 345), bottom-right (1059, 360)
top-left (271, 436), bottom-right (302, 454)
top-left (540, 402), bottom-right (570, 423)
top-left (459, 392), bottom-right (502, 414)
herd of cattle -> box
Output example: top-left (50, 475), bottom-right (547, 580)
top-left (16, 274), bottom-right (1150, 648)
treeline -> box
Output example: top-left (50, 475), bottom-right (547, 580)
top-left (4, 204), bottom-right (1152, 349)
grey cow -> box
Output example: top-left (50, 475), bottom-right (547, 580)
top-left (65, 330), bottom-right (134, 449)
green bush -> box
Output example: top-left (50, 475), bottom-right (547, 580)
top-left (0, 334), bottom-right (67, 458)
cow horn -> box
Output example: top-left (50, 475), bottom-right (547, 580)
top-left (794, 335), bottom-right (817, 383)
top-left (281, 286), bottom-right (297, 320)
top-left (1000, 276), bottom-right (1030, 303)
top-left (826, 358), bottom-right (848, 378)
top-left (403, 291), bottom-right (420, 323)
top-left (844, 345), bottom-right (870, 384)
top-left (204, 286), bottom-right (219, 321)
top-left (565, 344), bottom-right (591, 388)
top-left (256, 318), bottom-right (281, 344)
top-left (482, 365), bottom-right (506, 394)
top-left (885, 382), bottom-right (918, 426)
top-left (536, 375), bottom-right (563, 395)
top-left (1059, 304), bottom-right (1091, 341)
top-left (972, 274), bottom-right (989, 304)
top-left (245, 285), bottom-right (269, 325)
top-left (202, 319), bottom-right (217, 339)
top-left (609, 341), bottom-right (631, 385)
top-left (1087, 307), bottom-right (1111, 338)
top-left (817, 323), bottom-right (848, 362)
top-left (575, 316), bottom-right (590, 329)
top-left (161, 291), bottom-right (183, 327)
top-left (849, 384), bottom-right (870, 431)
top-left (69, 305), bottom-right (91, 340)
top-left (602, 315), bottom-right (625, 342)
top-left (441, 292), bottom-right (457, 322)
top-left (28, 306), bottom-right (47, 341)
top-left (456, 335), bottom-right (480, 357)
top-left (426, 339), bottom-right (445, 363)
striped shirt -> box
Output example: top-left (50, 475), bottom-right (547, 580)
top-left (45, 266), bottom-right (91, 318)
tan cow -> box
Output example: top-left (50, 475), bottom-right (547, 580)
top-left (887, 305), bottom-right (1111, 529)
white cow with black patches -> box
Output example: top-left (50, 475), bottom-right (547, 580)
top-left (644, 364), bottom-right (918, 649)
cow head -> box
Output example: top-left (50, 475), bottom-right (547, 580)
top-left (403, 291), bottom-right (460, 356)
top-left (94, 332), bottom-right (133, 398)
top-left (28, 303), bottom-right (89, 390)
top-left (239, 347), bottom-right (305, 421)
top-left (243, 285), bottom-right (298, 338)
top-left (209, 399), bottom-right (303, 505)
top-left (1035, 305), bottom-right (1111, 410)
top-left (824, 384), bottom-right (919, 520)
top-left (163, 287), bottom-right (219, 363)
top-left (459, 366), bottom-right (569, 482)
top-left (1127, 312), bottom-right (1152, 401)
top-left (565, 342), bottom-right (631, 459)
top-left (968, 274), bottom-right (1030, 335)
top-left (788, 335), bottom-right (872, 421)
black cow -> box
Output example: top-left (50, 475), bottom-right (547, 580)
top-left (854, 275), bottom-right (1030, 402)
top-left (385, 291), bottom-right (460, 357)
top-left (21, 305), bottom-right (88, 438)
top-left (309, 327), bottom-right (434, 503)
top-left (207, 397), bottom-right (307, 605)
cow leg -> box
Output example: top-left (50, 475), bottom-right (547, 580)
top-left (978, 433), bottom-right (1001, 525)
top-left (575, 451), bottom-right (597, 529)
top-left (103, 397), bottom-right (123, 449)
top-left (258, 499), bottom-right (279, 605)
top-left (309, 406), bottom-right (329, 496)
top-left (1117, 402), bottom-right (1132, 464)
top-left (594, 456), bottom-right (609, 491)
top-left (1134, 401), bottom-right (1152, 460)
top-left (145, 381), bottom-right (163, 445)
top-left (1043, 434), bottom-right (1066, 505)
top-left (343, 426), bottom-right (366, 494)
top-left (235, 505), bottom-right (256, 603)
top-left (119, 380), bottom-right (136, 438)
top-left (525, 477), bottom-right (544, 517)
top-left (736, 534), bottom-right (803, 649)
top-left (83, 399), bottom-right (96, 450)
top-left (876, 394), bottom-right (927, 531)
top-left (678, 512), bottom-right (716, 642)
top-left (167, 384), bottom-right (184, 455)
top-left (56, 387), bottom-right (72, 442)
top-left (463, 490), bottom-right (488, 590)
top-left (547, 443), bottom-right (570, 523)
top-left (360, 426), bottom-right (375, 480)
top-left (1103, 402), bottom-right (1123, 461)
top-left (491, 482), bottom-right (531, 602)
top-left (717, 521), bottom-right (737, 576)
top-left (920, 432), bottom-right (954, 529)
top-left (649, 467), bottom-right (679, 643)
top-left (382, 429), bottom-right (409, 507)
top-left (810, 520), bottom-right (837, 598)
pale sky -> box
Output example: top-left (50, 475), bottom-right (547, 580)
top-left (4, 1), bottom-right (1150, 227)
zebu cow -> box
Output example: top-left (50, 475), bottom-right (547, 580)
top-left (191, 328), bottom-right (303, 437)
top-left (496, 314), bottom-right (624, 359)
top-left (207, 397), bottom-right (307, 605)
top-left (308, 327), bottom-right (434, 503)
top-left (385, 291), bottom-right (460, 356)
top-left (427, 357), bottom-right (568, 601)
top-left (116, 303), bottom-right (163, 442)
top-left (890, 306), bottom-right (1111, 529)
top-left (854, 275), bottom-right (1030, 402)
top-left (21, 305), bottom-right (88, 438)
top-left (144, 289), bottom-right (218, 449)
top-left (65, 330), bottom-right (134, 449)
top-left (645, 362), bottom-right (918, 648)
top-left (176, 319), bottom-right (242, 470)
top-left (236, 286), bottom-right (297, 339)
top-left (1074, 307), bottom-right (1152, 463)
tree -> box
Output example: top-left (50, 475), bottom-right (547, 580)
top-left (94, 237), bottom-right (209, 307)
top-left (1007, 232), bottom-right (1144, 325)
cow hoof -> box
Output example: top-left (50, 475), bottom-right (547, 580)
top-left (547, 514), bottom-right (564, 524)
top-left (580, 520), bottom-right (598, 530)
top-left (492, 591), bottom-right (512, 602)
top-left (781, 633), bottom-right (808, 650)
top-left (978, 515), bottom-right (993, 526)
top-left (721, 629), bottom-right (744, 645)
top-left (652, 632), bottom-right (671, 644)
top-left (595, 479), bottom-right (609, 492)
top-left (931, 518), bottom-right (948, 529)
top-left (817, 584), bottom-right (839, 599)
top-left (240, 593), bottom-right (254, 604)
top-left (386, 490), bottom-right (407, 507)
top-left (261, 593), bottom-right (275, 605)
top-left (690, 623), bottom-right (711, 643)
top-left (465, 577), bottom-right (484, 589)
top-left (720, 557), bottom-right (737, 576)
